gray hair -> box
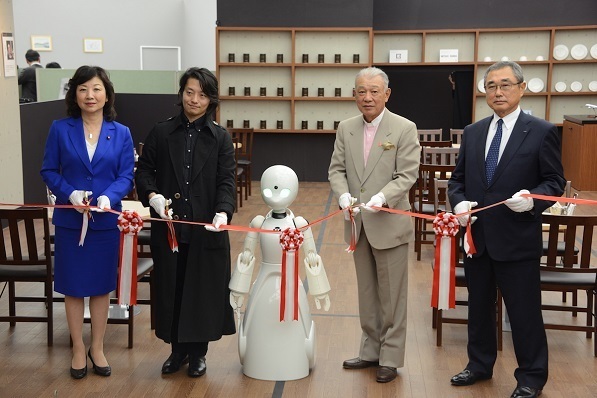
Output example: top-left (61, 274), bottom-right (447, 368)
top-left (355, 67), bottom-right (389, 89)
top-left (483, 61), bottom-right (524, 84)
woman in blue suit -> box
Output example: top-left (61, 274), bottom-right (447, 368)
top-left (41, 66), bottom-right (134, 379)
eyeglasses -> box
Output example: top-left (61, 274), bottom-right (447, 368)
top-left (484, 82), bottom-right (522, 93)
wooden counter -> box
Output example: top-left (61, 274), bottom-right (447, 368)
top-left (562, 115), bottom-right (597, 191)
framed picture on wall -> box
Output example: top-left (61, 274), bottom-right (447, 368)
top-left (31, 35), bottom-right (52, 51)
top-left (83, 38), bottom-right (103, 53)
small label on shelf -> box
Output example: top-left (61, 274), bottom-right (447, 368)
top-left (389, 50), bottom-right (408, 63)
top-left (440, 49), bottom-right (459, 63)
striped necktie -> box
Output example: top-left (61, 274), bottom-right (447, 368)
top-left (485, 119), bottom-right (503, 183)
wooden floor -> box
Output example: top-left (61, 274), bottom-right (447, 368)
top-left (1, 183), bottom-right (596, 397)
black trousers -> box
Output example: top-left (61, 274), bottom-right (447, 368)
top-left (171, 243), bottom-right (208, 358)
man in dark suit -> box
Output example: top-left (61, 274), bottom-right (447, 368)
top-left (448, 61), bottom-right (566, 398)
top-left (18, 49), bottom-right (43, 102)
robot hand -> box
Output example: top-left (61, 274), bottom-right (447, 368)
top-left (305, 251), bottom-right (319, 268)
top-left (230, 291), bottom-right (245, 311)
top-left (314, 294), bottom-right (331, 311)
top-left (240, 249), bottom-right (253, 266)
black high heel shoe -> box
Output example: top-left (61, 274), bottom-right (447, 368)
top-left (70, 365), bottom-right (87, 379)
top-left (88, 349), bottom-right (111, 377)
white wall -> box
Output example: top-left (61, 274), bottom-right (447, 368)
top-left (0, 0), bottom-right (24, 203)
top-left (12, 0), bottom-right (217, 71)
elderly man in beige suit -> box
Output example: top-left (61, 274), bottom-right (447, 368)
top-left (328, 67), bottom-right (420, 383)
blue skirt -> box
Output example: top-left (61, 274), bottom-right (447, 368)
top-left (54, 226), bottom-right (119, 297)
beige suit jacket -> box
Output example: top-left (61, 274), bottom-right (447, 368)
top-left (328, 109), bottom-right (420, 249)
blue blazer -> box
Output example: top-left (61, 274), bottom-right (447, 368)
top-left (448, 112), bottom-right (566, 261)
top-left (40, 117), bottom-right (135, 230)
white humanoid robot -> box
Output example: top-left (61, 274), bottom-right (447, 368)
top-left (229, 165), bottom-right (331, 381)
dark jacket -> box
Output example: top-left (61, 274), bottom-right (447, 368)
top-left (18, 63), bottom-right (42, 101)
top-left (135, 113), bottom-right (236, 342)
top-left (448, 111), bottom-right (566, 262)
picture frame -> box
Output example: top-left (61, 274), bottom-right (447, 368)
top-left (30, 35), bottom-right (52, 51)
top-left (83, 38), bottom-right (103, 53)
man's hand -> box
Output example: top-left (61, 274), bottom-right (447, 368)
top-left (149, 194), bottom-right (173, 220)
top-left (69, 190), bottom-right (93, 213)
top-left (453, 200), bottom-right (478, 226)
top-left (505, 189), bottom-right (534, 212)
top-left (205, 212), bottom-right (227, 232)
top-left (339, 192), bottom-right (360, 220)
top-left (362, 192), bottom-right (386, 213)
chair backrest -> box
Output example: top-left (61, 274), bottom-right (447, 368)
top-left (450, 129), bottom-right (464, 145)
top-left (542, 213), bottom-right (597, 269)
top-left (422, 147), bottom-right (460, 166)
top-left (411, 164), bottom-right (454, 214)
top-left (418, 129), bottom-right (443, 142)
top-left (228, 128), bottom-right (254, 162)
top-left (0, 207), bottom-right (51, 271)
top-left (434, 178), bottom-right (451, 213)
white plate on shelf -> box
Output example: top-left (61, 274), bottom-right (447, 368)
top-left (588, 81), bottom-right (597, 92)
top-left (554, 81), bottom-right (567, 92)
top-left (570, 44), bottom-right (588, 60)
top-left (570, 81), bottom-right (582, 92)
top-left (553, 44), bottom-right (569, 60)
top-left (527, 78), bottom-right (544, 93)
top-left (477, 79), bottom-right (486, 93)
top-left (590, 44), bottom-right (597, 59)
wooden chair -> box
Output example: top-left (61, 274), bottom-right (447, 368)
top-left (231, 137), bottom-right (245, 211)
top-left (421, 147), bottom-right (460, 166)
top-left (540, 213), bottom-right (597, 357)
top-left (229, 128), bottom-right (254, 200)
top-left (418, 128), bottom-right (443, 142)
top-left (0, 207), bottom-right (54, 346)
top-left (410, 164), bottom-right (453, 260)
top-left (450, 128), bottom-right (464, 145)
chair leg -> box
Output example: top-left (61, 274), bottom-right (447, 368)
top-left (436, 309), bottom-right (443, 346)
top-left (46, 280), bottom-right (53, 346)
top-left (573, 291), bottom-right (578, 317)
top-left (128, 305), bottom-right (134, 349)
top-left (9, 281), bottom-right (16, 327)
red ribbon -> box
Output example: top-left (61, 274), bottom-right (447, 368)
top-left (279, 228), bottom-right (304, 322)
top-left (346, 209), bottom-right (357, 253)
top-left (166, 221), bottom-right (178, 252)
top-left (117, 210), bottom-right (144, 305)
top-left (431, 212), bottom-right (459, 310)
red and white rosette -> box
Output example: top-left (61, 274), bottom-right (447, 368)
top-left (279, 227), bottom-right (304, 322)
top-left (431, 212), bottom-right (459, 310)
top-left (117, 210), bottom-right (144, 306)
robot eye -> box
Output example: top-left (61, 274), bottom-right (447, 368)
top-left (274, 185), bottom-right (278, 190)
top-left (280, 188), bottom-right (290, 198)
top-left (262, 188), bottom-right (273, 198)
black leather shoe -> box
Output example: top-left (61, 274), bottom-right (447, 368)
top-left (70, 365), bottom-right (87, 379)
top-left (450, 369), bottom-right (492, 386)
top-left (88, 349), bottom-right (111, 377)
top-left (161, 353), bottom-right (189, 374)
top-left (188, 356), bottom-right (206, 378)
top-left (342, 357), bottom-right (379, 369)
top-left (376, 366), bottom-right (397, 383)
top-left (510, 386), bottom-right (542, 398)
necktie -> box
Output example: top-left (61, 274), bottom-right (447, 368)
top-left (485, 119), bottom-right (503, 183)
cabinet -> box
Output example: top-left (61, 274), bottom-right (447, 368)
top-left (373, 25), bottom-right (597, 125)
top-left (216, 27), bottom-right (372, 133)
top-left (217, 25), bottom-right (597, 132)
top-left (562, 116), bottom-right (597, 191)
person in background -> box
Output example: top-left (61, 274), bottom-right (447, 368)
top-left (40, 65), bottom-right (135, 379)
top-left (46, 61), bottom-right (61, 68)
top-left (18, 49), bottom-right (43, 102)
top-left (135, 67), bottom-right (236, 378)
top-left (328, 67), bottom-right (420, 383)
top-left (448, 61), bottom-right (565, 398)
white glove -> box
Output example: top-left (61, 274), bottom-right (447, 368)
top-left (69, 190), bottom-right (93, 213)
top-left (230, 292), bottom-right (245, 311)
top-left (205, 212), bottom-right (227, 232)
top-left (453, 200), bottom-right (478, 226)
top-left (505, 189), bottom-right (534, 213)
top-left (362, 192), bottom-right (386, 213)
top-left (149, 194), bottom-right (173, 220)
top-left (94, 195), bottom-right (110, 212)
top-left (339, 192), bottom-right (360, 220)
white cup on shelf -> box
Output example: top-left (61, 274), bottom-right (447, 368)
top-left (519, 56), bottom-right (528, 61)
top-left (535, 55), bottom-right (544, 61)
top-left (501, 56), bottom-right (509, 61)
top-left (483, 56), bottom-right (492, 62)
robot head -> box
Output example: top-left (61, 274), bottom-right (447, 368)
top-left (260, 165), bottom-right (299, 211)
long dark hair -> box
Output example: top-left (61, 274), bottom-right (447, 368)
top-left (65, 65), bottom-right (116, 121)
top-left (177, 67), bottom-right (219, 121)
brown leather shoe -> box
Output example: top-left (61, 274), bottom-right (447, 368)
top-left (342, 357), bottom-right (379, 369)
top-left (376, 366), bottom-right (397, 383)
